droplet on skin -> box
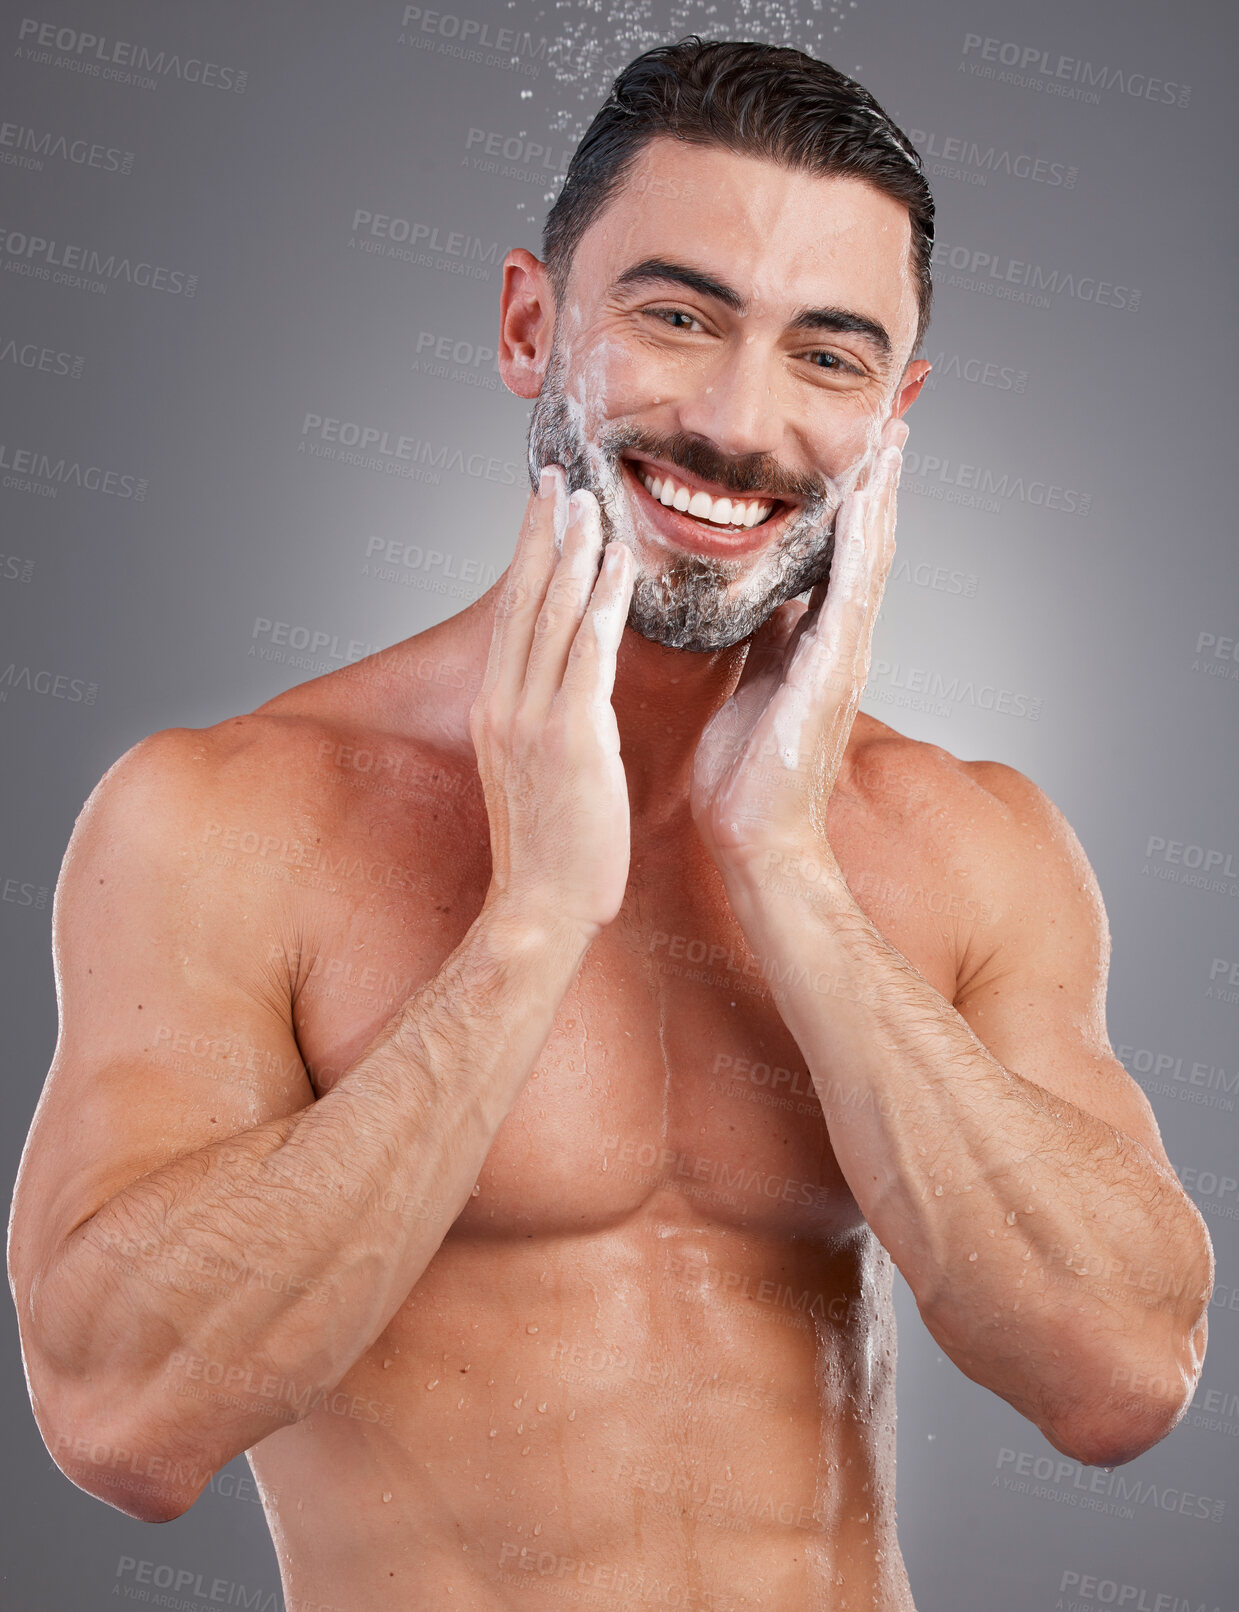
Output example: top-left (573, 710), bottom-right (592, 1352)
top-left (968, 1251), bottom-right (978, 1261)
top-left (382, 1491), bottom-right (392, 1503)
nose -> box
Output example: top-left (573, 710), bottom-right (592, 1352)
top-left (672, 336), bottom-right (785, 462)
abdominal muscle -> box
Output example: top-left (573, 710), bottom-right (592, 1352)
top-left (247, 1208), bottom-right (914, 1612)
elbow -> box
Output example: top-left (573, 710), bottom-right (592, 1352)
top-left (1041, 1409), bottom-right (1174, 1471)
top-left (29, 1369), bottom-right (210, 1523)
top-left (1041, 1333), bottom-right (1207, 1470)
top-left (42, 1408), bottom-right (209, 1522)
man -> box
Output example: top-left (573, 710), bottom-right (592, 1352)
top-left (8, 37), bottom-right (1212, 1612)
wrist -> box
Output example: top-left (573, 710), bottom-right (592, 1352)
top-left (719, 837), bottom-right (852, 908)
top-left (478, 885), bottom-right (599, 965)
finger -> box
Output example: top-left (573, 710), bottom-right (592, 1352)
top-left (561, 540), bottom-right (635, 707)
top-left (522, 487), bottom-right (607, 708)
top-left (734, 598), bottom-right (805, 696)
top-left (481, 465), bottom-right (568, 704)
top-left (789, 453), bottom-right (900, 700)
top-left (852, 416), bottom-right (908, 493)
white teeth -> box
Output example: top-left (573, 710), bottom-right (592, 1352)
top-left (634, 466), bottom-right (775, 530)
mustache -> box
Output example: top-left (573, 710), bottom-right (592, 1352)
top-left (600, 426), bottom-right (833, 506)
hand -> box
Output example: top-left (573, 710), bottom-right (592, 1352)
top-left (690, 418), bottom-right (907, 876)
top-left (470, 466), bottom-right (636, 943)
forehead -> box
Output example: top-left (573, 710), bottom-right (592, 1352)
top-left (568, 135), bottom-right (918, 352)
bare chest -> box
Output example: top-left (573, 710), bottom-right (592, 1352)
top-left (285, 758), bottom-right (959, 1250)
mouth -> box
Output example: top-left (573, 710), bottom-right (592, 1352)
top-left (619, 453), bottom-right (800, 558)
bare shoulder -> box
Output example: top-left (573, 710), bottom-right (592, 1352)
top-left (845, 714), bottom-right (1109, 990)
top-left (848, 712), bottom-right (1090, 874)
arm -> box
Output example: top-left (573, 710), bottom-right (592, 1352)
top-left (7, 469), bottom-right (635, 1522)
top-left (688, 418), bottom-right (1210, 1466)
top-left (718, 761), bottom-right (1213, 1467)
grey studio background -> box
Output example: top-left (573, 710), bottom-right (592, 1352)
top-left (1, 0), bottom-right (1236, 1607)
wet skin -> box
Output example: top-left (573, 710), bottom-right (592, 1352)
top-left (8, 140), bottom-right (1209, 1611)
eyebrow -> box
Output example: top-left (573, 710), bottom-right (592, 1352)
top-left (611, 256), bottom-right (893, 362)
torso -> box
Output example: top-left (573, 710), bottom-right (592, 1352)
top-left (212, 621), bottom-right (980, 1611)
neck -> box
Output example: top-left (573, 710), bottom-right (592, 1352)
top-left (610, 626), bottom-right (747, 829)
top-left (449, 579), bottom-right (750, 832)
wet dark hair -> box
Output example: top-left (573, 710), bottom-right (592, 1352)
top-left (542, 36), bottom-right (935, 360)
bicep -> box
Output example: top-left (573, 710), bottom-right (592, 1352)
top-left (951, 760), bottom-right (1173, 1172)
top-left (10, 732), bottom-right (315, 1299)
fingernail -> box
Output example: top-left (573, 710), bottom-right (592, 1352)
top-left (539, 466), bottom-right (556, 498)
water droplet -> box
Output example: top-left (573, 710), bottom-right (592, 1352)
top-left (968, 1251), bottom-right (978, 1261)
top-left (933, 1184), bottom-right (944, 1196)
top-left (426, 1379), bottom-right (439, 1390)
top-left (382, 1491), bottom-right (392, 1503)
top-left (1005, 1210), bottom-right (1017, 1225)
top-left (471, 1184), bottom-right (481, 1196)
top-left (526, 1323), bottom-right (539, 1334)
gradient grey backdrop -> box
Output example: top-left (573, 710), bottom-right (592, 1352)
top-left (2, 0), bottom-right (1236, 1606)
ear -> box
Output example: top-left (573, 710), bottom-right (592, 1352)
top-left (892, 357), bottom-right (932, 417)
top-left (498, 248), bottom-right (556, 400)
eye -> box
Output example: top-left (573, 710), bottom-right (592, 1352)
top-left (804, 350), bottom-right (858, 374)
top-left (648, 308), bottom-right (704, 332)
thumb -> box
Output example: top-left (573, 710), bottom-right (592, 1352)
top-left (736, 598), bottom-right (805, 695)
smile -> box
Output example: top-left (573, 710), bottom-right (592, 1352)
top-left (619, 453), bottom-right (798, 559)
top-left (634, 466), bottom-right (773, 530)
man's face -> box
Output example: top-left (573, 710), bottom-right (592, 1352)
top-left (520, 137), bottom-right (926, 652)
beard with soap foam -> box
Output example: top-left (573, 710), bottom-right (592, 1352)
top-left (526, 339), bottom-right (866, 653)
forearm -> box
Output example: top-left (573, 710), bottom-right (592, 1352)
top-left (37, 894), bottom-right (589, 1486)
top-left (724, 852), bottom-right (1212, 1458)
